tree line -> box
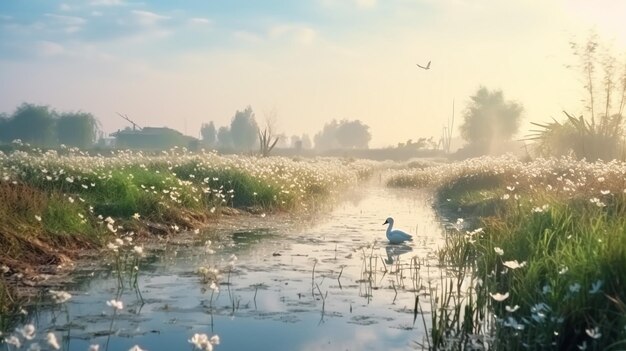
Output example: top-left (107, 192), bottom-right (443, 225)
top-left (200, 105), bottom-right (372, 151)
top-left (0, 103), bottom-right (99, 148)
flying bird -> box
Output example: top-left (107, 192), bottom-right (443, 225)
top-left (416, 61), bottom-right (431, 70)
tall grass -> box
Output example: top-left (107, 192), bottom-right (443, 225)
top-left (389, 156), bottom-right (626, 349)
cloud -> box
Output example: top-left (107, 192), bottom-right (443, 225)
top-left (354, 0), bottom-right (377, 9)
top-left (44, 13), bottom-right (87, 33)
top-left (59, 3), bottom-right (72, 11)
top-left (90, 0), bottom-right (124, 6)
top-left (45, 14), bottom-right (87, 26)
top-left (232, 30), bottom-right (263, 44)
top-left (319, 0), bottom-right (377, 10)
top-left (269, 25), bottom-right (317, 44)
top-left (188, 17), bottom-right (212, 26)
top-left (132, 10), bottom-right (170, 26)
top-left (36, 41), bottom-right (65, 57)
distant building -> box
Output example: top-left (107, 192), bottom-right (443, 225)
top-left (110, 127), bottom-right (197, 150)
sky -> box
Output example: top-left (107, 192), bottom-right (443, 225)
top-left (0, 0), bottom-right (625, 147)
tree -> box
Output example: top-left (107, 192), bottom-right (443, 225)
top-left (0, 113), bottom-right (8, 143)
top-left (201, 121), bottom-right (217, 146)
top-left (230, 106), bottom-right (259, 151)
top-left (217, 126), bottom-right (232, 149)
top-left (335, 120), bottom-right (371, 149)
top-left (314, 119), bottom-right (371, 150)
top-left (301, 134), bottom-right (312, 149)
top-left (460, 87), bottom-right (523, 154)
top-left (56, 112), bottom-right (99, 148)
top-left (8, 103), bottom-right (57, 146)
top-left (257, 108), bottom-right (281, 157)
top-left (290, 135), bottom-right (301, 148)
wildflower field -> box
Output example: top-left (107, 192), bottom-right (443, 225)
top-left (389, 156), bottom-right (626, 350)
top-left (0, 145), bottom-right (374, 311)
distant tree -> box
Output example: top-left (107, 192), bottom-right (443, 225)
top-left (230, 106), bottom-right (259, 151)
top-left (335, 120), bottom-right (371, 149)
top-left (301, 134), bottom-right (312, 149)
top-left (257, 108), bottom-right (282, 157)
top-left (8, 103), bottom-right (57, 146)
top-left (460, 87), bottom-right (523, 154)
top-left (0, 113), bottom-right (8, 143)
top-left (201, 121), bottom-right (217, 146)
top-left (217, 126), bottom-right (232, 149)
top-left (274, 133), bottom-right (288, 148)
top-left (314, 120), bottom-right (340, 150)
top-left (56, 112), bottom-right (99, 148)
top-left (314, 119), bottom-right (371, 150)
top-left (290, 135), bottom-right (301, 148)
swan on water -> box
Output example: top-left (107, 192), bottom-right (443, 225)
top-left (383, 217), bottom-right (413, 244)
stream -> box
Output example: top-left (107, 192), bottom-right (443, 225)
top-left (3, 183), bottom-right (455, 351)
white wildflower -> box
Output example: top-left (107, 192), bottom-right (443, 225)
top-left (46, 332), bottom-right (60, 350)
top-left (106, 299), bottom-right (124, 310)
top-left (490, 292), bottom-right (509, 302)
top-left (585, 326), bottom-right (602, 339)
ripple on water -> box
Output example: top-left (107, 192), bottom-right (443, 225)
top-left (6, 186), bottom-right (451, 350)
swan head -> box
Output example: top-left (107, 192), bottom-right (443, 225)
top-left (383, 217), bottom-right (394, 225)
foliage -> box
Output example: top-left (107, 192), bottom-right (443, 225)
top-left (529, 35), bottom-right (626, 160)
top-left (0, 103), bottom-right (100, 149)
top-left (56, 112), bottom-right (99, 148)
top-left (314, 119), bottom-right (371, 150)
top-left (217, 126), bottom-right (232, 149)
top-left (389, 156), bottom-right (626, 349)
top-left (201, 121), bottom-right (217, 147)
top-left (2, 103), bottom-right (58, 146)
top-left (459, 87), bottom-right (523, 156)
top-left (229, 106), bottom-right (259, 151)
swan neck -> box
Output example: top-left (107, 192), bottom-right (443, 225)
top-left (386, 221), bottom-right (394, 234)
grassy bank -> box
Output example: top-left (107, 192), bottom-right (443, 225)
top-left (389, 156), bottom-right (626, 350)
top-left (0, 147), bottom-right (374, 302)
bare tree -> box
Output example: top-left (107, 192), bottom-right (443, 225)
top-left (258, 108), bottom-right (280, 157)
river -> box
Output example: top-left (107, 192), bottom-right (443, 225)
top-left (4, 182), bottom-right (454, 351)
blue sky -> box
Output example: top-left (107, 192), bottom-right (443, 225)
top-left (1, 0), bottom-right (625, 146)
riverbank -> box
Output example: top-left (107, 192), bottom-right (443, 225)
top-left (388, 156), bottom-right (626, 350)
top-left (0, 148), bottom-right (376, 313)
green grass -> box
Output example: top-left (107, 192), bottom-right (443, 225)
top-left (389, 156), bottom-right (626, 350)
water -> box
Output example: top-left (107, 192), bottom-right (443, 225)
top-left (4, 183), bottom-right (453, 351)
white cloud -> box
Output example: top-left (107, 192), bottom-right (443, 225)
top-left (132, 10), bottom-right (170, 26)
top-left (45, 14), bottom-right (87, 26)
top-left (319, 0), bottom-right (377, 10)
top-left (59, 3), bottom-right (72, 11)
top-left (90, 0), bottom-right (124, 6)
top-left (354, 0), bottom-right (377, 9)
top-left (188, 17), bottom-right (212, 26)
top-left (91, 11), bottom-right (103, 17)
top-left (36, 41), bottom-right (65, 57)
top-left (232, 30), bottom-right (263, 44)
top-left (269, 25), bottom-right (317, 44)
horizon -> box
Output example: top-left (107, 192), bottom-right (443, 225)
top-left (1, 0), bottom-right (625, 148)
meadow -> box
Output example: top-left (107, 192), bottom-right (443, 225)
top-left (4, 149), bottom-right (626, 350)
top-left (0, 143), bottom-right (375, 313)
top-left (388, 156), bottom-right (626, 350)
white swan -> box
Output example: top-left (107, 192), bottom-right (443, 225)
top-left (383, 217), bottom-right (413, 244)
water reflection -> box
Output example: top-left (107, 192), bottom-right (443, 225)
top-left (1, 184), bottom-right (450, 350)
top-left (384, 244), bottom-right (413, 265)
